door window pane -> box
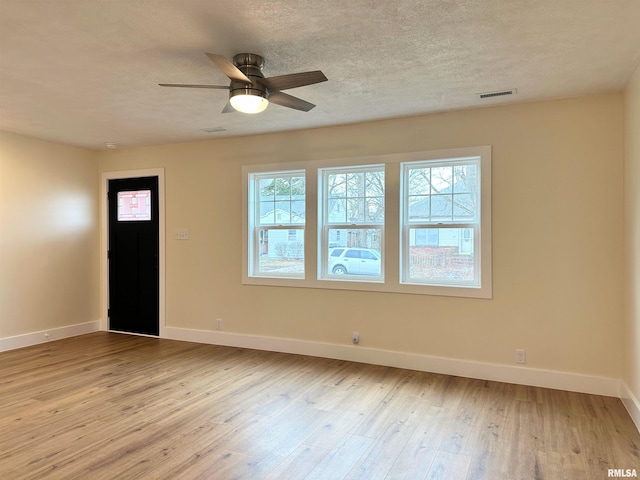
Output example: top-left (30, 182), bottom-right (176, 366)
top-left (118, 190), bottom-right (151, 221)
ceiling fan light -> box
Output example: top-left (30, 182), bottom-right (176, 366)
top-left (229, 93), bottom-right (269, 114)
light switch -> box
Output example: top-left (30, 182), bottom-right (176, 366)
top-left (175, 228), bottom-right (189, 240)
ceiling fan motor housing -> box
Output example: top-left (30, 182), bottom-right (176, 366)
top-left (230, 53), bottom-right (268, 100)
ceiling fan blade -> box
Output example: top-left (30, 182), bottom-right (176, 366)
top-left (206, 53), bottom-right (251, 83)
top-left (158, 83), bottom-right (228, 89)
top-left (269, 91), bottom-right (316, 112)
top-left (259, 71), bottom-right (327, 91)
top-left (221, 101), bottom-right (235, 113)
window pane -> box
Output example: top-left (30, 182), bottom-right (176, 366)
top-left (408, 195), bottom-right (430, 221)
top-left (453, 165), bottom-right (477, 193)
top-left (366, 196), bottom-right (384, 223)
top-left (275, 177), bottom-right (292, 195)
top-left (453, 193), bottom-right (476, 221)
top-left (408, 168), bottom-right (430, 195)
top-left (118, 190), bottom-right (151, 221)
top-left (367, 171), bottom-right (384, 222)
top-left (325, 168), bottom-right (384, 225)
top-left (277, 207), bottom-right (291, 223)
top-left (251, 171), bottom-right (305, 278)
top-left (326, 228), bottom-right (382, 277)
top-left (407, 162), bottom-right (478, 224)
top-left (291, 176), bottom-right (305, 194)
top-left (327, 228), bottom-right (382, 250)
top-left (347, 198), bottom-right (364, 222)
top-left (407, 227), bottom-right (475, 283)
top-left (328, 198), bottom-right (347, 223)
top-left (366, 171), bottom-right (384, 196)
top-left (291, 200), bottom-right (305, 224)
top-left (401, 157), bottom-right (484, 290)
top-left (256, 228), bottom-right (304, 274)
top-left (259, 178), bottom-right (275, 200)
top-left (346, 172), bottom-right (364, 197)
top-left (430, 166), bottom-right (453, 194)
top-left (321, 165), bottom-right (384, 281)
top-left (258, 201), bottom-right (276, 224)
top-left (258, 174), bottom-right (305, 226)
top-left (328, 173), bottom-right (347, 196)
top-left (431, 194), bottom-right (453, 220)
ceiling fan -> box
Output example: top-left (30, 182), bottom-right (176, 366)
top-left (159, 53), bottom-right (327, 114)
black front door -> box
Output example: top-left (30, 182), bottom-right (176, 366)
top-left (108, 176), bottom-right (159, 336)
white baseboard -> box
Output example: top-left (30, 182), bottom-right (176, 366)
top-left (164, 326), bottom-right (621, 398)
top-left (621, 382), bottom-right (640, 432)
top-left (0, 321), bottom-right (100, 352)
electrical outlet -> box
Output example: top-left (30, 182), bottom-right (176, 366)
top-left (352, 332), bottom-right (360, 345)
top-left (515, 349), bottom-right (526, 364)
top-left (216, 319), bottom-right (222, 330)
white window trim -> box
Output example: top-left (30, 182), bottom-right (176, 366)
top-left (318, 164), bottom-right (385, 283)
top-left (400, 156), bottom-right (482, 291)
top-left (246, 169), bottom-right (307, 279)
top-left (242, 146), bottom-right (492, 298)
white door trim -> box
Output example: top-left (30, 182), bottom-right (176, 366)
top-left (100, 168), bottom-right (166, 338)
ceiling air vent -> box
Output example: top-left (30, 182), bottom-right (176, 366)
top-left (478, 89), bottom-right (517, 99)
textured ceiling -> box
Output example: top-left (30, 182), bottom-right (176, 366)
top-left (0, 0), bottom-right (639, 149)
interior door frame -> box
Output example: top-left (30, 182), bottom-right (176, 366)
top-left (100, 168), bottom-right (166, 337)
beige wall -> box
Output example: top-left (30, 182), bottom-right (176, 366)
top-left (99, 93), bottom-right (625, 379)
top-left (0, 131), bottom-right (100, 338)
top-left (624, 64), bottom-right (640, 400)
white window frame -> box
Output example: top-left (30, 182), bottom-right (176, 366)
top-left (242, 146), bottom-right (491, 298)
top-left (318, 164), bottom-right (385, 283)
top-left (246, 169), bottom-right (306, 280)
top-left (400, 156), bottom-right (484, 292)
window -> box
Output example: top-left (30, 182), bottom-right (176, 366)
top-left (319, 165), bottom-right (384, 281)
top-left (247, 171), bottom-right (305, 278)
top-left (401, 158), bottom-right (480, 287)
top-left (242, 146), bottom-right (491, 298)
top-left (117, 190), bottom-right (151, 221)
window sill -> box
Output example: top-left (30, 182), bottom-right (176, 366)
top-left (242, 275), bottom-right (491, 299)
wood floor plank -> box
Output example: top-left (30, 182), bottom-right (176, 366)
top-left (263, 445), bottom-right (329, 480)
top-left (304, 409), bottom-right (365, 450)
top-left (0, 332), bottom-right (638, 479)
top-left (305, 434), bottom-right (373, 480)
top-left (425, 450), bottom-right (471, 480)
top-left (344, 422), bottom-right (415, 480)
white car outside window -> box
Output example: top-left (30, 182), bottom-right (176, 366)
top-left (328, 248), bottom-right (381, 276)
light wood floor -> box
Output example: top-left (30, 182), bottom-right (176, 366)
top-left (0, 333), bottom-right (638, 480)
